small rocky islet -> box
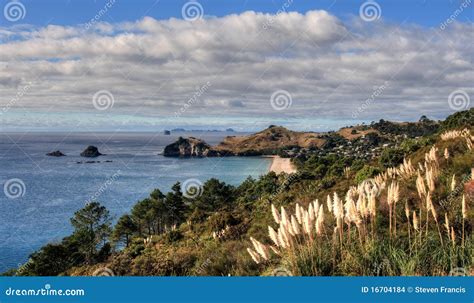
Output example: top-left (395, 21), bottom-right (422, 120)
top-left (80, 145), bottom-right (103, 157)
top-left (47, 146), bottom-right (113, 164)
top-left (46, 150), bottom-right (66, 157)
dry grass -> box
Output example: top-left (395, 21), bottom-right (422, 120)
top-left (248, 129), bottom-right (473, 276)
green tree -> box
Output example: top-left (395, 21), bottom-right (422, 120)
top-left (191, 179), bottom-right (235, 213)
top-left (379, 148), bottom-right (404, 168)
top-left (165, 182), bottom-right (188, 226)
top-left (17, 235), bottom-right (84, 276)
top-left (355, 165), bottom-right (381, 183)
top-left (70, 202), bottom-right (111, 263)
top-left (112, 214), bottom-right (137, 247)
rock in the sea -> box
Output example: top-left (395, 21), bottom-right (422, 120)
top-left (163, 137), bottom-right (219, 157)
top-left (46, 150), bottom-right (66, 157)
top-left (80, 146), bottom-right (102, 157)
top-left (163, 130), bottom-right (171, 135)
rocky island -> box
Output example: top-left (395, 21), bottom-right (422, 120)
top-left (163, 137), bottom-right (220, 157)
top-left (46, 150), bottom-right (66, 157)
top-left (80, 146), bottom-right (102, 157)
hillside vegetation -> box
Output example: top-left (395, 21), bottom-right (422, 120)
top-left (7, 109), bottom-right (473, 277)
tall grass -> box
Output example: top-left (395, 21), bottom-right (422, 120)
top-left (248, 129), bottom-right (473, 276)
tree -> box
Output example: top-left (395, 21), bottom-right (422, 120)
top-left (131, 198), bottom-right (154, 236)
top-left (191, 179), bottom-right (235, 213)
top-left (112, 214), bottom-right (137, 247)
top-left (165, 182), bottom-right (188, 226)
top-left (17, 235), bottom-right (84, 276)
top-left (70, 202), bottom-right (111, 263)
top-left (355, 165), bottom-right (381, 183)
top-left (379, 148), bottom-right (404, 168)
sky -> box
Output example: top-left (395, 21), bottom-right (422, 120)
top-left (0, 0), bottom-right (473, 131)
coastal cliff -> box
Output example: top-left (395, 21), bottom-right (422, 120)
top-left (163, 125), bottom-right (323, 157)
top-left (163, 137), bottom-right (221, 157)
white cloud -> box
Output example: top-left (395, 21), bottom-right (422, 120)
top-left (0, 10), bottom-right (472, 130)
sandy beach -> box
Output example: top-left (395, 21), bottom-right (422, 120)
top-left (268, 156), bottom-right (297, 174)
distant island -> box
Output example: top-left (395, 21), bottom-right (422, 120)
top-left (170, 128), bottom-right (235, 133)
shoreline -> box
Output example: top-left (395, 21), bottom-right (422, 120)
top-left (267, 156), bottom-right (297, 174)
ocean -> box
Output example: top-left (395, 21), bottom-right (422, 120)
top-left (0, 132), bottom-right (271, 273)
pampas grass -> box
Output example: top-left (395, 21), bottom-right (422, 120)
top-left (247, 129), bottom-right (472, 276)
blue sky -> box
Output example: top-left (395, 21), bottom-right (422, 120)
top-left (0, 0), bottom-right (472, 131)
top-left (3, 0), bottom-right (472, 27)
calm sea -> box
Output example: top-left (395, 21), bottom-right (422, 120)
top-left (0, 132), bottom-right (271, 272)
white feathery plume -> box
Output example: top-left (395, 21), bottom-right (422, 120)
top-left (291, 215), bottom-right (301, 235)
top-left (281, 207), bottom-right (289, 227)
top-left (451, 174), bottom-right (456, 191)
top-left (326, 195), bottom-right (333, 213)
top-left (295, 203), bottom-right (302, 224)
top-left (313, 199), bottom-right (320, 219)
top-left (308, 203), bottom-right (315, 222)
top-left (271, 204), bottom-right (281, 224)
top-left (247, 248), bottom-right (261, 264)
top-left (462, 195), bottom-right (467, 219)
top-left (413, 211), bottom-right (419, 231)
top-left (268, 226), bottom-right (280, 247)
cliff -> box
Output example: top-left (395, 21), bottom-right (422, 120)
top-left (163, 137), bottom-right (220, 157)
top-left (163, 126), bottom-right (324, 157)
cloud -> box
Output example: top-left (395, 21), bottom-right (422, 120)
top-left (0, 10), bottom-right (472, 130)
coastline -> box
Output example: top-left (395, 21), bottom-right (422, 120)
top-left (267, 156), bottom-right (297, 174)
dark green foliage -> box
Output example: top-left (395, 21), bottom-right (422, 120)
top-left (112, 214), bottom-right (137, 247)
top-left (164, 230), bottom-right (184, 244)
top-left (130, 184), bottom-right (188, 237)
top-left (440, 108), bottom-right (473, 130)
top-left (380, 148), bottom-right (405, 168)
top-left (70, 202), bottom-right (111, 264)
top-left (372, 118), bottom-right (439, 137)
top-left (165, 182), bottom-right (187, 225)
top-left (191, 178), bottom-right (235, 213)
top-left (355, 165), bottom-right (381, 183)
top-left (321, 133), bottom-right (347, 149)
top-left (207, 211), bottom-right (240, 231)
top-left (296, 154), bottom-right (354, 179)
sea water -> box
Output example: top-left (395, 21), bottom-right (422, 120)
top-left (0, 132), bottom-right (271, 272)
